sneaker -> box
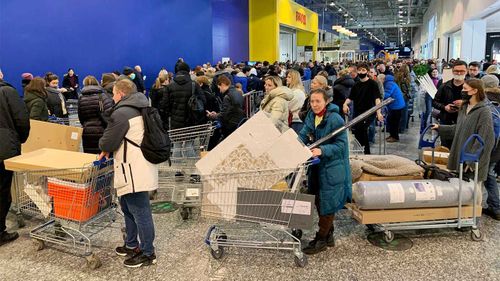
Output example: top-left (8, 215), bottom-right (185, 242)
top-left (0, 231), bottom-right (19, 247)
top-left (386, 137), bottom-right (399, 143)
top-left (303, 233), bottom-right (327, 255)
top-left (483, 208), bottom-right (500, 221)
top-left (124, 252), bottom-right (157, 268)
top-left (115, 245), bottom-right (140, 257)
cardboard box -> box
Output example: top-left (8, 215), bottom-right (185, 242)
top-left (422, 146), bottom-right (449, 165)
top-left (22, 120), bottom-right (82, 153)
top-left (346, 203), bottom-right (482, 224)
top-left (354, 172), bottom-right (423, 183)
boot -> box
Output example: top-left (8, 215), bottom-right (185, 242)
top-left (303, 232), bottom-right (327, 255)
top-left (326, 227), bottom-right (335, 247)
top-left (0, 231), bottom-right (19, 247)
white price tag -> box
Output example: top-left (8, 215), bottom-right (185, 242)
top-left (186, 188), bottom-right (200, 197)
top-left (281, 199), bottom-right (311, 215)
top-left (414, 182), bottom-right (436, 201)
top-left (71, 132), bottom-right (78, 140)
top-left (388, 183), bottom-right (405, 204)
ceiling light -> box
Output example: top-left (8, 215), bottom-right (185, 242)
top-left (329, 2), bottom-right (335, 6)
top-left (350, 17), bottom-right (354, 20)
top-left (344, 13), bottom-right (349, 16)
top-left (399, 15), bottom-right (403, 18)
top-left (338, 8), bottom-right (342, 11)
top-left (398, 0), bottom-right (403, 2)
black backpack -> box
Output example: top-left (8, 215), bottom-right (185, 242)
top-left (188, 82), bottom-right (205, 114)
top-left (124, 106), bottom-right (171, 164)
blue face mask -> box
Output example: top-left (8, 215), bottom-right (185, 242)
top-left (129, 73), bottom-right (136, 80)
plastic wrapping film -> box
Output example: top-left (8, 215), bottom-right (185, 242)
top-left (353, 178), bottom-right (476, 210)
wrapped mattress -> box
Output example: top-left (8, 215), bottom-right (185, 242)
top-left (353, 178), bottom-right (476, 210)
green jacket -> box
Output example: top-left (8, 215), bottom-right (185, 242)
top-left (299, 103), bottom-right (352, 215)
top-left (24, 90), bottom-right (49, 121)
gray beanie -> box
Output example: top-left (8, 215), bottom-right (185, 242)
top-left (481, 74), bottom-right (499, 89)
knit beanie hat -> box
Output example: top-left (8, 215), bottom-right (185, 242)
top-left (176, 62), bottom-right (191, 73)
top-left (21, 73), bottom-right (33, 80)
top-left (123, 67), bottom-right (134, 76)
top-left (481, 74), bottom-right (499, 89)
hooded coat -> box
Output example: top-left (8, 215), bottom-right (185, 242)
top-left (260, 86), bottom-right (294, 132)
top-left (298, 103), bottom-right (352, 215)
top-left (439, 100), bottom-right (495, 181)
top-left (486, 87), bottom-right (500, 163)
top-left (78, 85), bottom-right (114, 154)
top-left (46, 87), bottom-right (68, 118)
top-left (24, 90), bottom-right (49, 121)
top-left (333, 75), bottom-right (355, 117)
top-left (383, 75), bottom-right (406, 110)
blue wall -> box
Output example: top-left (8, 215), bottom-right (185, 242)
top-left (212, 0), bottom-right (249, 63)
top-left (0, 0), bottom-right (230, 91)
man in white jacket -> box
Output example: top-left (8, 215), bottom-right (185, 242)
top-left (99, 79), bottom-right (158, 268)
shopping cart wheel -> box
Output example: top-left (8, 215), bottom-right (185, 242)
top-left (32, 239), bottom-right (45, 251)
top-left (86, 253), bottom-right (102, 270)
top-left (210, 247), bottom-right (224, 260)
top-left (294, 255), bottom-right (308, 267)
top-left (471, 230), bottom-right (484, 241)
top-left (180, 207), bottom-right (190, 220)
top-left (383, 231), bottom-right (394, 243)
top-left (291, 229), bottom-right (303, 240)
top-left (17, 215), bottom-right (25, 228)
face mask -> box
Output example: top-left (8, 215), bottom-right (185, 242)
top-left (453, 74), bottom-right (466, 81)
top-left (358, 73), bottom-right (367, 79)
top-left (461, 91), bottom-right (472, 101)
top-left (129, 73), bottom-right (136, 80)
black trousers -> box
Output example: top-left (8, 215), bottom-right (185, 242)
top-left (353, 120), bottom-right (372, 155)
top-left (0, 161), bottom-right (13, 233)
top-left (387, 109), bottom-right (402, 140)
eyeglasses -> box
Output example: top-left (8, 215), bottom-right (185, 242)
top-left (452, 70), bottom-right (467, 74)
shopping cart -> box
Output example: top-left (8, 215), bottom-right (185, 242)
top-left (204, 98), bottom-right (396, 267)
top-left (203, 160), bottom-right (318, 267)
top-left (48, 115), bottom-right (81, 127)
top-left (370, 133), bottom-right (485, 243)
top-left (13, 159), bottom-right (118, 269)
top-left (242, 90), bottom-right (264, 118)
top-left (156, 122), bottom-right (219, 219)
top-left (66, 99), bottom-right (79, 116)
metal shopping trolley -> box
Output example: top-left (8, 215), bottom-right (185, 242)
top-left (242, 90), bottom-right (264, 118)
top-left (371, 133), bottom-right (485, 243)
top-left (203, 160), bottom-right (318, 267)
top-left (156, 122), bottom-right (219, 219)
top-left (13, 159), bottom-right (118, 269)
top-left (204, 98), bottom-right (396, 267)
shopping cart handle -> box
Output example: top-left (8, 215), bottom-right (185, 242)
top-left (418, 124), bottom-right (438, 149)
top-left (48, 115), bottom-right (57, 120)
top-left (459, 134), bottom-right (485, 163)
top-left (309, 157), bottom-right (321, 165)
top-left (204, 225), bottom-right (216, 245)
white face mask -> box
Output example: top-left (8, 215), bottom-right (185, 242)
top-left (453, 74), bottom-right (466, 81)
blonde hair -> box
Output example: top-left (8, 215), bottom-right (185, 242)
top-left (286, 69), bottom-right (304, 91)
top-left (114, 79), bottom-right (137, 95)
top-left (338, 68), bottom-right (349, 77)
top-left (196, 75), bottom-right (210, 86)
top-left (486, 65), bottom-right (499, 74)
top-left (83, 75), bottom-right (99, 86)
top-left (264, 75), bottom-right (282, 88)
top-left (153, 73), bottom-right (168, 89)
top-left (313, 75), bottom-right (328, 89)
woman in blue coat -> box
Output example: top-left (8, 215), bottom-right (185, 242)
top-left (381, 74), bottom-right (406, 142)
top-left (298, 88), bottom-right (352, 255)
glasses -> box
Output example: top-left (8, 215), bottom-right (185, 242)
top-left (453, 70), bottom-right (467, 74)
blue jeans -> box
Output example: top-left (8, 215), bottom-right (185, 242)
top-left (484, 162), bottom-right (500, 212)
top-left (420, 93), bottom-right (433, 133)
top-left (120, 192), bottom-right (156, 256)
top-left (291, 122), bottom-right (304, 134)
top-left (368, 119), bottom-right (376, 144)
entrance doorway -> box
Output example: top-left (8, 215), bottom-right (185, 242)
top-left (279, 26), bottom-right (296, 62)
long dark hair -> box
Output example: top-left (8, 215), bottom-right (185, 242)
top-left (25, 77), bottom-right (48, 97)
top-left (465, 79), bottom-right (486, 101)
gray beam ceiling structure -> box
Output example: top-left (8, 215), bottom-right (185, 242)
top-left (295, 0), bottom-right (431, 46)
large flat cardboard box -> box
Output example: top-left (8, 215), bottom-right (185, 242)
top-left (22, 120), bottom-right (82, 153)
top-left (423, 150), bottom-right (449, 165)
top-left (354, 172), bottom-right (423, 183)
top-left (346, 203), bottom-right (482, 224)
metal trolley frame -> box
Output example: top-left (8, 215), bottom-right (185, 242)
top-left (13, 160), bottom-right (118, 269)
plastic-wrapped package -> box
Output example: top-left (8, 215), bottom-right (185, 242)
top-left (353, 178), bottom-right (476, 210)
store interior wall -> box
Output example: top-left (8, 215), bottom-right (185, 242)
top-left (0, 0), bottom-right (249, 91)
top-left (249, 0), bottom-right (278, 62)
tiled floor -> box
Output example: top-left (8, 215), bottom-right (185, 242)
top-left (1, 118), bottom-right (499, 281)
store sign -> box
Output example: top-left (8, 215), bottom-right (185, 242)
top-left (296, 11), bottom-right (306, 25)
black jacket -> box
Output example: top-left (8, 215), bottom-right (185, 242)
top-left (0, 81), bottom-right (30, 160)
top-left (161, 71), bottom-right (206, 129)
top-left (218, 86), bottom-right (245, 132)
top-left (78, 86), bottom-right (114, 154)
top-left (46, 87), bottom-right (68, 118)
top-left (247, 74), bottom-right (264, 92)
top-left (201, 84), bottom-right (221, 113)
top-left (432, 79), bottom-right (463, 125)
top-left (150, 86), bottom-right (167, 110)
top-left (333, 75), bottom-right (355, 115)
top-left (133, 71), bottom-right (146, 93)
top-left (486, 87), bottom-right (500, 163)
top-left (102, 82), bottom-right (115, 100)
top-left (24, 90), bottom-right (49, 121)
